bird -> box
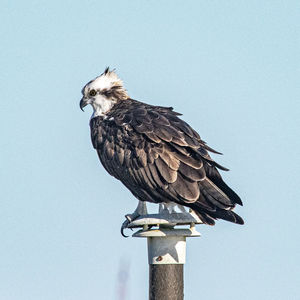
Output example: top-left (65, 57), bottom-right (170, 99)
top-left (80, 67), bottom-right (244, 235)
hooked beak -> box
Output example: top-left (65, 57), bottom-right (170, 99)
top-left (80, 97), bottom-right (88, 111)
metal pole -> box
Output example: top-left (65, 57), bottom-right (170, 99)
top-left (133, 226), bottom-right (200, 300)
top-left (149, 264), bottom-right (183, 300)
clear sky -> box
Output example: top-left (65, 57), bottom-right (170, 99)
top-left (1, 1), bottom-right (299, 299)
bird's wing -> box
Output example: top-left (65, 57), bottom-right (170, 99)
top-left (90, 100), bottom-right (243, 224)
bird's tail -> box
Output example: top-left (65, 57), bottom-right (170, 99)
top-left (187, 178), bottom-right (244, 225)
top-left (190, 203), bottom-right (244, 225)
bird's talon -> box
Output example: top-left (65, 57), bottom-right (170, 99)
top-left (125, 214), bottom-right (134, 222)
top-left (121, 220), bottom-right (131, 238)
top-left (121, 227), bottom-right (130, 238)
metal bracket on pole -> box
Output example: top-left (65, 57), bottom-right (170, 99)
top-left (128, 211), bottom-right (202, 300)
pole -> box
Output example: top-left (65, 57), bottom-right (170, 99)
top-left (133, 226), bottom-right (200, 300)
top-left (149, 264), bottom-right (183, 300)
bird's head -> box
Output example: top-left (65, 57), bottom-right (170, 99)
top-left (80, 67), bottom-right (129, 117)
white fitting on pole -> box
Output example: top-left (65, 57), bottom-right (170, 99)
top-left (148, 236), bottom-right (186, 264)
top-left (133, 228), bottom-right (200, 265)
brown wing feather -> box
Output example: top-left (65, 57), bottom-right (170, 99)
top-left (89, 99), bottom-right (243, 225)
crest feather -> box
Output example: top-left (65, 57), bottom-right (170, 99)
top-left (104, 67), bottom-right (110, 75)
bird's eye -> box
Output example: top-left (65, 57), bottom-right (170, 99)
top-left (89, 89), bottom-right (97, 97)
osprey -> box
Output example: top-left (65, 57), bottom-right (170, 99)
top-left (80, 68), bottom-right (243, 235)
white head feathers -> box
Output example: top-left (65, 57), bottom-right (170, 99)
top-left (87, 68), bottom-right (125, 92)
top-left (81, 68), bottom-right (129, 118)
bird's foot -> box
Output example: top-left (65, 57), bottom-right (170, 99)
top-left (120, 201), bottom-right (148, 237)
top-left (159, 203), bottom-right (186, 214)
top-left (121, 212), bottom-right (139, 237)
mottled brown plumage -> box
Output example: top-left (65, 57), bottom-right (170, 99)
top-left (89, 98), bottom-right (243, 225)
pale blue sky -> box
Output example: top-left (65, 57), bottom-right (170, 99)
top-left (1, 1), bottom-right (299, 299)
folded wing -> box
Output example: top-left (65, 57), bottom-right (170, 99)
top-left (90, 99), bottom-right (243, 225)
